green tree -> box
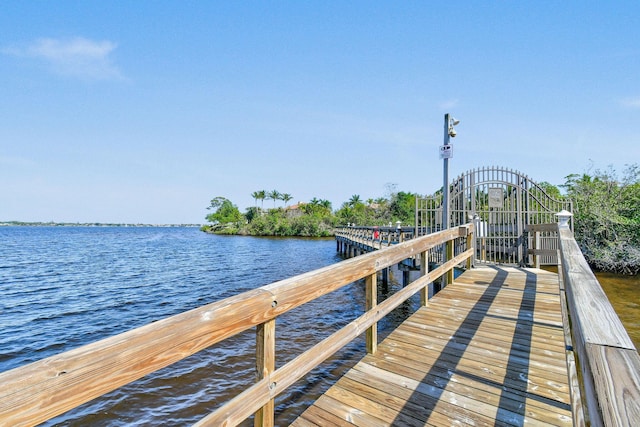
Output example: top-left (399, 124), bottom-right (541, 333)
top-left (282, 193), bottom-right (293, 207)
top-left (257, 190), bottom-right (267, 209)
top-left (268, 190), bottom-right (281, 208)
top-left (320, 199), bottom-right (332, 210)
top-left (562, 165), bottom-right (640, 274)
top-left (389, 191), bottom-right (417, 225)
top-left (303, 198), bottom-right (332, 217)
top-left (205, 197), bottom-right (243, 226)
top-left (251, 191), bottom-right (263, 207)
top-left (244, 206), bottom-right (260, 223)
top-left (537, 181), bottom-right (562, 199)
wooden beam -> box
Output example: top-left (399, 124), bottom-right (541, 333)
top-left (365, 273), bottom-right (377, 354)
top-left (255, 319), bottom-right (276, 427)
top-left (558, 227), bottom-right (640, 425)
top-left (420, 250), bottom-right (428, 306)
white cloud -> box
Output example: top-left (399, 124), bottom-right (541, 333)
top-left (3, 37), bottom-right (124, 81)
top-left (620, 97), bottom-right (640, 109)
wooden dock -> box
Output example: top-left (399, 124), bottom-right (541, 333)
top-left (292, 266), bottom-right (573, 426)
top-left (4, 223), bottom-right (637, 426)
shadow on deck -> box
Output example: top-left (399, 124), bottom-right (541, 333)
top-left (291, 266), bottom-right (572, 426)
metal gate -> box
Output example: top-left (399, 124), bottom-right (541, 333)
top-left (416, 166), bottom-right (573, 266)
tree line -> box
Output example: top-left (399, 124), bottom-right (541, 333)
top-left (202, 188), bottom-right (419, 238)
top-left (203, 165), bottom-right (640, 274)
top-left (561, 165), bottom-right (640, 275)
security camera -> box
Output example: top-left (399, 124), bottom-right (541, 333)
top-left (449, 128), bottom-right (457, 137)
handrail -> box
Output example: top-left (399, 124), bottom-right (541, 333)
top-left (334, 225), bottom-right (415, 249)
top-left (0, 225), bottom-right (474, 426)
top-left (556, 224), bottom-right (640, 426)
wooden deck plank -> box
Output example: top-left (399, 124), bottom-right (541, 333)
top-left (343, 367), bottom-right (499, 427)
top-left (351, 360), bottom-right (570, 426)
top-left (352, 353), bottom-right (570, 422)
top-left (291, 266), bottom-right (573, 426)
top-left (375, 337), bottom-right (571, 401)
top-left (399, 317), bottom-right (565, 358)
top-left (291, 404), bottom-right (356, 427)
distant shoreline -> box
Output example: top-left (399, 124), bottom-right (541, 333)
top-left (0, 221), bottom-right (202, 228)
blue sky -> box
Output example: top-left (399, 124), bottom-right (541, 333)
top-left (1, 2), bottom-right (639, 224)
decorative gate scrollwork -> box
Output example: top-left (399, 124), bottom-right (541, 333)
top-left (416, 166), bottom-right (573, 266)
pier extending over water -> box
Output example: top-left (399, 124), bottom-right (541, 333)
top-left (1, 219), bottom-right (639, 425)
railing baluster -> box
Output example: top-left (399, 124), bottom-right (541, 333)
top-left (445, 240), bottom-right (454, 286)
top-left (420, 250), bottom-right (429, 306)
top-left (255, 318), bottom-right (276, 427)
top-left (534, 229), bottom-right (541, 269)
top-left (365, 273), bottom-right (377, 354)
top-left (466, 228), bottom-right (473, 269)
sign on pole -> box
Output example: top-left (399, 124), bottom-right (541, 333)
top-left (439, 144), bottom-right (453, 159)
top-left (488, 187), bottom-right (503, 208)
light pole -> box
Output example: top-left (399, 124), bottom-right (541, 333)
top-left (440, 113), bottom-right (459, 289)
top-left (440, 113), bottom-right (459, 231)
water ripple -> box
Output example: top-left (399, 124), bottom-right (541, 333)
top-left (0, 227), bottom-right (411, 425)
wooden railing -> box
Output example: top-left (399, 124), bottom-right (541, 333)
top-left (334, 225), bottom-right (415, 249)
top-left (556, 224), bottom-right (640, 426)
top-left (0, 225), bottom-right (474, 426)
top-left (339, 221), bottom-right (640, 425)
top-left (334, 225), bottom-right (469, 269)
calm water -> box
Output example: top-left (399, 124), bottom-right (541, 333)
top-left (0, 227), bottom-right (417, 426)
top-left (597, 272), bottom-right (640, 349)
top-left (541, 265), bottom-right (640, 350)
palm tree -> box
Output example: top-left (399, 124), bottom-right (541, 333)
top-left (375, 197), bottom-right (387, 205)
top-left (258, 190), bottom-right (267, 209)
top-left (268, 190), bottom-right (280, 208)
top-left (281, 193), bottom-right (293, 207)
top-left (251, 191), bottom-right (260, 207)
top-left (349, 194), bottom-right (361, 207)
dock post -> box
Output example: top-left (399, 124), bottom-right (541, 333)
top-left (365, 273), bottom-right (377, 354)
top-left (420, 250), bottom-right (429, 306)
top-left (445, 240), bottom-right (454, 286)
top-left (255, 319), bottom-right (276, 427)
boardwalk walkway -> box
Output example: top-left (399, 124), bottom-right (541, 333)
top-left (291, 265), bottom-right (572, 426)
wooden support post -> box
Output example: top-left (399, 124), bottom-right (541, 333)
top-left (466, 229), bottom-right (474, 270)
top-left (445, 240), bottom-right (454, 286)
top-left (533, 231), bottom-right (541, 268)
top-left (402, 269), bottom-right (410, 287)
top-left (420, 250), bottom-right (428, 306)
top-left (255, 319), bottom-right (276, 427)
top-left (365, 273), bottom-right (377, 354)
